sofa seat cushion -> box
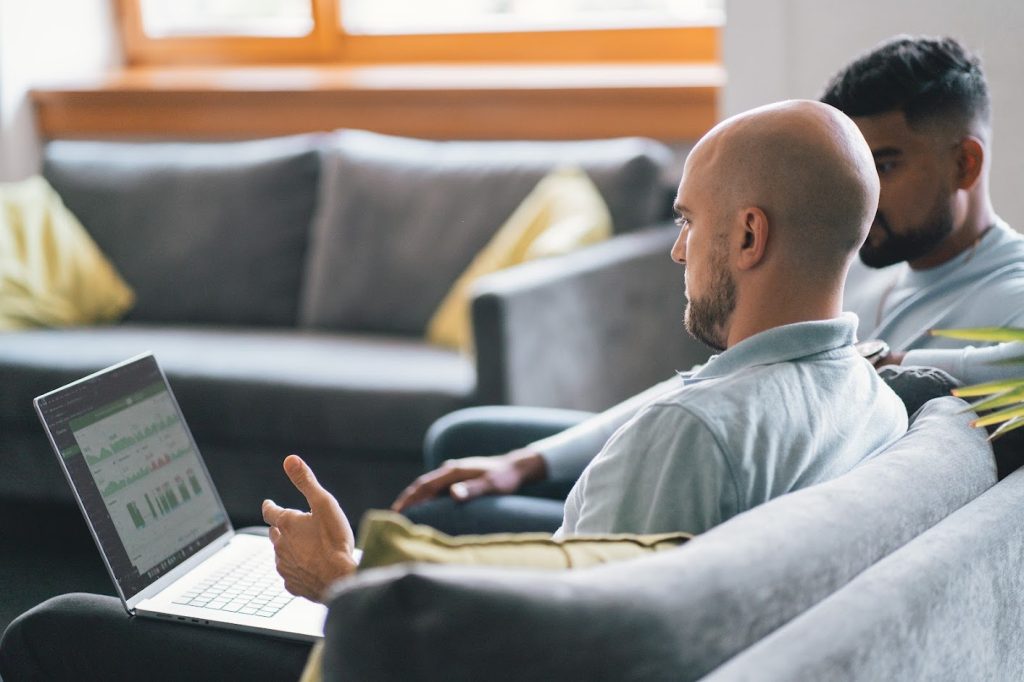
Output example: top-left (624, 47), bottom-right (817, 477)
top-left (42, 135), bottom-right (322, 327)
top-left (300, 130), bottom-right (673, 335)
top-left (0, 325), bottom-right (475, 454)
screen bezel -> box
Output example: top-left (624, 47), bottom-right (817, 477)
top-left (34, 353), bottom-right (234, 609)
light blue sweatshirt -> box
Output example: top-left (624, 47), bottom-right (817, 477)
top-left (557, 315), bottom-right (906, 536)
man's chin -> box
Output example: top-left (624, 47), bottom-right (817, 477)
top-left (858, 246), bottom-right (905, 269)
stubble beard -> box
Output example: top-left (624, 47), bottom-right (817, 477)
top-left (859, 193), bottom-right (955, 268)
top-left (684, 251), bottom-right (737, 352)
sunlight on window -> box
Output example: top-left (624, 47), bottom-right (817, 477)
top-left (139, 0), bottom-right (314, 38)
top-left (339, 0), bottom-right (723, 34)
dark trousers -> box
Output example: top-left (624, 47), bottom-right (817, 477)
top-left (0, 592), bottom-right (312, 682)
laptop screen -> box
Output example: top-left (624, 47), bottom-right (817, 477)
top-left (36, 355), bottom-right (230, 601)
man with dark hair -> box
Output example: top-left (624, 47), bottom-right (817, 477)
top-left (392, 34), bottom-right (1024, 522)
top-left (822, 35), bottom-right (1024, 380)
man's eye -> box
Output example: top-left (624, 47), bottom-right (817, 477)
top-left (674, 217), bottom-right (690, 229)
top-left (876, 161), bottom-right (896, 175)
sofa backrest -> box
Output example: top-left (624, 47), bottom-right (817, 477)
top-left (321, 397), bottom-right (996, 681)
top-left (298, 130), bottom-right (674, 336)
top-left (703, 466), bottom-right (1024, 682)
top-left (43, 134), bottom-right (322, 327)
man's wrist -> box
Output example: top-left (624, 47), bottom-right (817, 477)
top-left (504, 449), bottom-right (548, 484)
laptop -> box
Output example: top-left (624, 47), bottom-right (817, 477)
top-left (34, 352), bottom-right (328, 641)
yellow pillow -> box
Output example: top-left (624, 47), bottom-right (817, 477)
top-left (426, 167), bottom-right (612, 353)
top-left (0, 176), bottom-right (134, 330)
top-left (356, 510), bottom-right (691, 571)
top-left (299, 512), bottom-right (690, 682)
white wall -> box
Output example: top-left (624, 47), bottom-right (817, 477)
top-left (0, 0), bottom-right (120, 181)
top-left (723, 0), bottom-right (1024, 229)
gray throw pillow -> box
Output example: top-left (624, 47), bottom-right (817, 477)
top-left (43, 134), bottom-right (322, 326)
top-left (298, 130), bottom-right (673, 335)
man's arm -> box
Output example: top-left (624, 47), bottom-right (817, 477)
top-left (903, 342), bottom-right (1024, 385)
top-left (391, 374), bottom-right (686, 511)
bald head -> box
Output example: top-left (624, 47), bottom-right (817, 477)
top-left (686, 100), bottom-right (878, 272)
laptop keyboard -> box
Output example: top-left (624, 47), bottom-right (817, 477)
top-left (171, 548), bottom-right (294, 617)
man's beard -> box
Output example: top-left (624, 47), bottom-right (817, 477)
top-left (684, 253), bottom-right (737, 352)
top-left (859, 197), bottom-right (955, 268)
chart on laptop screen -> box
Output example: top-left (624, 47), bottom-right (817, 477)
top-left (68, 381), bottom-right (225, 575)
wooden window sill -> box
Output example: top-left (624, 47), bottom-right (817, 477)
top-left (31, 63), bottom-right (723, 141)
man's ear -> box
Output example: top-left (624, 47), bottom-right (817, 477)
top-left (736, 206), bottom-right (769, 271)
top-left (955, 136), bottom-right (985, 191)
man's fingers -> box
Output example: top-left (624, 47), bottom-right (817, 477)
top-left (450, 477), bottom-right (495, 502)
top-left (268, 525), bottom-right (282, 545)
top-left (283, 455), bottom-right (330, 509)
top-left (391, 468), bottom-right (476, 512)
top-left (262, 498), bottom-right (286, 526)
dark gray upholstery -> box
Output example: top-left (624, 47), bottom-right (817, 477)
top-left (43, 135), bottom-right (323, 326)
top-left (473, 227), bottom-right (712, 408)
top-left (322, 398), bottom-right (996, 681)
top-left (299, 130), bottom-right (674, 335)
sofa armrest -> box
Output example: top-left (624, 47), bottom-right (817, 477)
top-left (471, 225), bottom-right (712, 410)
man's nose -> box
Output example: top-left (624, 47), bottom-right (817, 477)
top-left (671, 230), bottom-right (687, 264)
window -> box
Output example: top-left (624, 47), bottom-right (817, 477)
top-left (139, 0), bottom-right (313, 38)
top-left (116, 0), bottom-right (721, 65)
top-left (340, 0), bottom-right (723, 35)
top-left (34, 1), bottom-right (722, 141)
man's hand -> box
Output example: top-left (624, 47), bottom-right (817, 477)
top-left (874, 351), bottom-right (906, 368)
top-left (390, 448), bottom-right (548, 512)
top-left (262, 454), bottom-right (357, 602)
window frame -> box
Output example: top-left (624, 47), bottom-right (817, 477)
top-left (114, 0), bottom-right (720, 66)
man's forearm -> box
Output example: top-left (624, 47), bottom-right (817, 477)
top-left (904, 342), bottom-right (1024, 385)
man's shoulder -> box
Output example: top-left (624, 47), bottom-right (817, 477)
top-left (646, 361), bottom-right (810, 426)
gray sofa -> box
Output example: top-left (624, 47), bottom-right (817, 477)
top-left (319, 396), bottom-right (1022, 681)
top-left (0, 130), bottom-right (712, 524)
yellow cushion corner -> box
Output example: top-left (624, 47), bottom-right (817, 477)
top-left (0, 176), bottom-right (134, 331)
top-left (426, 167), bottom-right (612, 353)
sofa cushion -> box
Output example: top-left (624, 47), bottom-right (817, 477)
top-left (299, 130), bottom-right (673, 335)
top-left (357, 510), bottom-right (689, 570)
top-left (321, 397), bottom-right (995, 681)
top-left (0, 325), bottom-right (474, 454)
top-left (42, 135), bottom-right (322, 327)
top-left (0, 176), bottom-right (134, 329)
top-left (426, 166), bottom-right (612, 352)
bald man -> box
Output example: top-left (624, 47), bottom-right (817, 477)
top-left (394, 101), bottom-right (911, 535)
top-left (265, 101), bottom-right (906, 582)
top-left (558, 100), bottom-right (907, 534)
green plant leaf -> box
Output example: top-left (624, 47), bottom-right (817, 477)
top-left (972, 404), bottom-right (1024, 428)
top-left (990, 416), bottom-right (1024, 440)
top-left (953, 377), bottom-right (1024, 398)
top-left (931, 327), bottom-right (1024, 342)
top-left (966, 385), bottom-right (1024, 413)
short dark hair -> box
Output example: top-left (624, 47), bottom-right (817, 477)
top-left (821, 35), bottom-right (990, 134)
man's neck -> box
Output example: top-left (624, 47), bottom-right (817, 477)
top-left (725, 291), bottom-right (843, 350)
